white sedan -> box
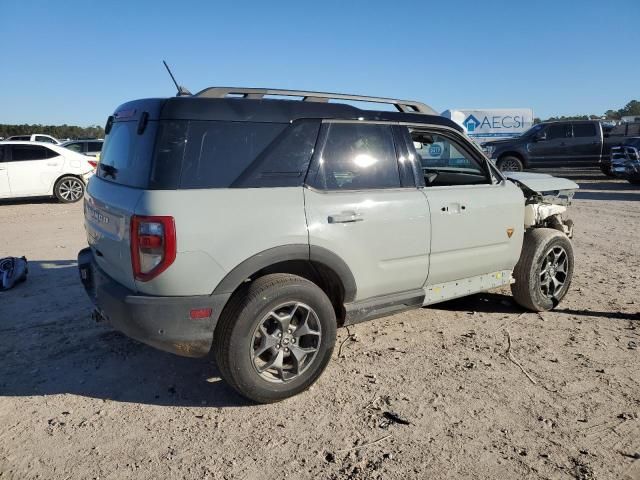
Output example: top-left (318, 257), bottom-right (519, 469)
top-left (0, 141), bottom-right (96, 203)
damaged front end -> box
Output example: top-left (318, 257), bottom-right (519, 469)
top-left (505, 172), bottom-right (579, 238)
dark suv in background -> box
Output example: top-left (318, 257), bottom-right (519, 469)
top-left (482, 120), bottom-right (640, 173)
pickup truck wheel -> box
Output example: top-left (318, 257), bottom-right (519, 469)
top-left (497, 156), bottom-right (524, 172)
top-left (213, 273), bottom-right (336, 403)
top-left (511, 228), bottom-right (574, 312)
top-left (54, 176), bottom-right (85, 203)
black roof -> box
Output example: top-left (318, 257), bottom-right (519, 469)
top-left (111, 96), bottom-right (462, 132)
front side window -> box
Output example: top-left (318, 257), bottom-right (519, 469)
top-left (10, 145), bottom-right (57, 161)
top-left (312, 123), bottom-right (400, 190)
top-left (411, 130), bottom-right (491, 187)
top-left (572, 123), bottom-right (596, 137)
top-left (546, 124), bottom-right (570, 140)
top-left (36, 136), bottom-right (56, 144)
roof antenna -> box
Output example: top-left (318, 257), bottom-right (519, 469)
top-left (163, 60), bottom-right (192, 96)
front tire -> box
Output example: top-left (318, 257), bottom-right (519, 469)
top-left (54, 176), bottom-right (85, 203)
top-left (511, 228), bottom-right (574, 312)
top-left (497, 156), bottom-right (524, 172)
top-left (214, 274), bottom-right (337, 403)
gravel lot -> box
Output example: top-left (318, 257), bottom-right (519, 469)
top-left (0, 170), bottom-right (639, 480)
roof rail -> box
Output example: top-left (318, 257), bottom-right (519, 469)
top-left (193, 87), bottom-right (438, 115)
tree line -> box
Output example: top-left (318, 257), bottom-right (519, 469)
top-left (535, 99), bottom-right (640, 124)
top-left (0, 124), bottom-right (105, 140)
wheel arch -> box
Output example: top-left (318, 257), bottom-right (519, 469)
top-left (212, 245), bottom-right (356, 325)
top-left (52, 173), bottom-right (86, 192)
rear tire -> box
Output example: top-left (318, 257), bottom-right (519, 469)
top-left (497, 156), bottom-right (524, 172)
top-left (511, 228), bottom-right (574, 312)
top-left (54, 176), bottom-right (85, 203)
top-left (213, 273), bottom-right (336, 403)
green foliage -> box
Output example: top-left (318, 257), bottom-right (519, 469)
top-left (538, 100), bottom-right (639, 122)
top-left (0, 124), bottom-right (105, 140)
top-left (619, 100), bottom-right (640, 116)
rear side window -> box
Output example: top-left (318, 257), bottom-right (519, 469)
top-left (10, 145), bottom-right (57, 161)
top-left (35, 135), bottom-right (56, 144)
top-left (231, 120), bottom-right (320, 188)
top-left (151, 120), bottom-right (316, 189)
top-left (572, 123), bottom-right (596, 137)
top-left (0, 146), bottom-right (5, 162)
top-left (98, 121), bottom-right (157, 188)
top-left (179, 121), bottom-right (288, 188)
top-left (311, 123), bottom-right (400, 190)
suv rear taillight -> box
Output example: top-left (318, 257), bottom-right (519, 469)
top-left (130, 215), bottom-right (176, 281)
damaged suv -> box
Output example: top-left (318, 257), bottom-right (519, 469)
top-left (78, 88), bottom-right (578, 403)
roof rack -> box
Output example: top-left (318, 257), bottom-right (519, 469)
top-left (193, 87), bottom-right (437, 115)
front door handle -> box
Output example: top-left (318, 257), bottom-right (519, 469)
top-left (441, 203), bottom-right (466, 214)
top-left (47, 162), bottom-right (59, 166)
top-left (328, 211), bottom-right (364, 224)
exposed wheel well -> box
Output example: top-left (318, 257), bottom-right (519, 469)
top-left (247, 260), bottom-right (347, 325)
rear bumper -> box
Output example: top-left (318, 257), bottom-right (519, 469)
top-left (77, 247), bottom-right (230, 357)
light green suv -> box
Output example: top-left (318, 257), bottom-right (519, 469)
top-left (78, 88), bottom-right (578, 403)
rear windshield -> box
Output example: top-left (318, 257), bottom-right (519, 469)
top-left (97, 119), bottom-right (320, 189)
top-left (97, 121), bottom-right (157, 188)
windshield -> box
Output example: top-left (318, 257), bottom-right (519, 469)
top-left (520, 124), bottom-right (544, 137)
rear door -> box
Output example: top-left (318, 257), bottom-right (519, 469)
top-left (6, 144), bottom-right (63, 196)
top-left (304, 121), bottom-right (430, 301)
top-left (0, 146), bottom-right (10, 196)
top-left (527, 123), bottom-right (571, 166)
top-left (570, 122), bottom-right (601, 165)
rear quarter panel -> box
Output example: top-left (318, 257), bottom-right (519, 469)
top-left (133, 188), bottom-right (308, 296)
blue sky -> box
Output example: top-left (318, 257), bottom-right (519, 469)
top-left (1, 0), bottom-right (638, 126)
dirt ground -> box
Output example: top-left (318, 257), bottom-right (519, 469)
top-left (0, 170), bottom-right (638, 480)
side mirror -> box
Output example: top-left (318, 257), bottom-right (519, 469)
top-left (534, 132), bottom-right (547, 142)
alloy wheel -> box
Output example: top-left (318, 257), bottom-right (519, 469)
top-left (539, 245), bottom-right (568, 299)
top-left (499, 158), bottom-right (522, 172)
top-left (251, 302), bottom-right (322, 383)
top-left (59, 179), bottom-right (84, 201)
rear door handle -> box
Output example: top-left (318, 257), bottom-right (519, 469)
top-left (47, 162), bottom-right (59, 166)
top-left (328, 211), bottom-right (364, 224)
